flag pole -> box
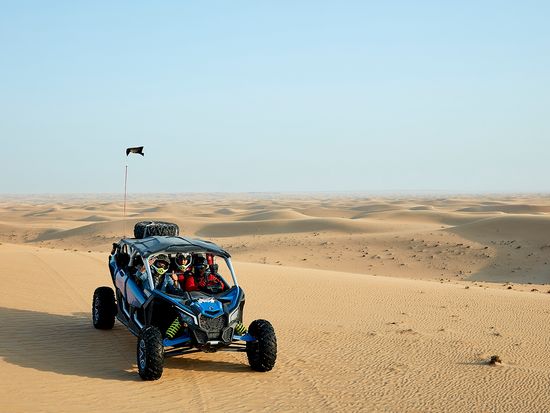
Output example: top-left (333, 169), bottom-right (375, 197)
top-left (123, 164), bottom-right (128, 236)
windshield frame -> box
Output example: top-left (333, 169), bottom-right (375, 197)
top-left (135, 249), bottom-right (238, 292)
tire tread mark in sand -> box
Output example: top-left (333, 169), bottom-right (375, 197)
top-left (74, 251), bottom-right (110, 267)
top-left (30, 252), bottom-right (88, 310)
top-left (291, 361), bottom-right (336, 408)
top-left (31, 252), bottom-right (135, 365)
top-left (181, 356), bottom-right (209, 410)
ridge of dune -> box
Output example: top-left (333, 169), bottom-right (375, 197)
top-left (77, 215), bottom-right (112, 222)
top-left (293, 207), bottom-right (359, 219)
top-left (197, 217), bottom-right (393, 237)
top-left (358, 209), bottom-right (493, 226)
top-left (450, 214), bottom-right (550, 241)
top-left (409, 205), bottom-right (433, 210)
top-left (237, 209), bottom-right (309, 221)
top-left (457, 204), bottom-right (550, 214)
top-left (348, 203), bottom-right (401, 213)
top-left (139, 206), bottom-right (161, 213)
top-left (214, 207), bottom-right (238, 215)
top-left (33, 221), bottom-right (127, 242)
top-left (23, 207), bottom-right (59, 217)
top-left (31, 216), bottom-right (192, 242)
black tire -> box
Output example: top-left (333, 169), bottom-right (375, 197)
top-left (92, 287), bottom-right (116, 329)
top-left (246, 319), bottom-right (277, 372)
top-left (133, 221), bottom-right (179, 239)
top-left (137, 326), bottom-right (165, 380)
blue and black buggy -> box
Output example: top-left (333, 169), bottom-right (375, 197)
top-left (92, 221), bottom-right (277, 380)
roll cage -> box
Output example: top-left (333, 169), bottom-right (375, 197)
top-left (114, 236), bottom-right (238, 292)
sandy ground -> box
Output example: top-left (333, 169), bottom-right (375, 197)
top-left (1, 194), bottom-right (550, 412)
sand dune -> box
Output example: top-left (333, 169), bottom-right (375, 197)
top-left (349, 203), bottom-right (402, 213)
top-left (237, 209), bottom-right (309, 221)
top-left (214, 207), bottom-right (238, 215)
top-left (293, 206), bottom-right (359, 219)
top-left (33, 220), bottom-right (129, 242)
top-left (409, 205), bottom-right (432, 211)
top-left (451, 214), bottom-right (550, 241)
top-left (1, 194), bottom-right (550, 411)
top-left (197, 217), bottom-right (386, 237)
top-left (0, 242), bottom-right (549, 412)
top-left (361, 209), bottom-right (491, 226)
top-left (77, 215), bottom-right (112, 222)
top-left (23, 207), bottom-right (59, 217)
top-left (457, 204), bottom-right (550, 214)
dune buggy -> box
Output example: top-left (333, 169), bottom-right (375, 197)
top-left (91, 222), bottom-right (277, 380)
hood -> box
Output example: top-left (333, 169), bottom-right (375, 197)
top-left (190, 297), bottom-right (224, 318)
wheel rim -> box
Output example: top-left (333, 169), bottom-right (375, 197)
top-left (138, 339), bottom-right (147, 370)
top-left (93, 296), bottom-right (99, 323)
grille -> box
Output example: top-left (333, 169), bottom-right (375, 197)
top-left (199, 314), bottom-right (226, 333)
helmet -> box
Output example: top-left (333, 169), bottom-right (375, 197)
top-left (175, 253), bottom-right (192, 271)
top-left (151, 253), bottom-right (170, 275)
top-left (193, 255), bottom-right (207, 271)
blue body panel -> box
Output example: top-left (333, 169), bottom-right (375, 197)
top-left (233, 333), bottom-right (255, 342)
top-left (190, 298), bottom-right (224, 318)
top-left (218, 287), bottom-right (241, 314)
top-left (154, 287), bottom-right (242, 319)
top-left (126, 279), bottom-right (146, 307)
top-left (115, 269), bottom-right (126, 292)
top-left (115, 269), bottom-right (146, 307)
top-left (163, 335), bottom-right (192, 347)
top-left (109, 257), bottom-right (116, 278)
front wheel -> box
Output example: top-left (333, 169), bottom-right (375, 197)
top-left (137, 326), bottom-right (164, 380)
top-left (92, 287), bottom-right (116, 329)
top-left (246, 319), bottom-right (277, 372)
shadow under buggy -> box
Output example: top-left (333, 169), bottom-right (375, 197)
top-left (92, 234), bottom-right (277, 380)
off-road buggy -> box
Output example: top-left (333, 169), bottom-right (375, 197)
top-left (92, 221), bottom-right (277, 380)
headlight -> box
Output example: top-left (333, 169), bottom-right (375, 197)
top-left (178, 310), bottom-right (196, 326)
top-left (229, 307), bottom-right (241, 324)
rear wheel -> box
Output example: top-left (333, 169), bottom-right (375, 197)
top-left (246, 319), bottom-right (277, 372)
top-left (137, 326), bottom-right (164, 380)
top-left (92, 287), bottom-right (116, 329)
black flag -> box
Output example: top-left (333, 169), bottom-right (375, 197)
top-left (126, 146), bottom-right (144, 156)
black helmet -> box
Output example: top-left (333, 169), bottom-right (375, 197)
top-left (193, 255), bottom-right (206, 270)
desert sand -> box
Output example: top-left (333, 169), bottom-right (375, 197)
top-left (1, 193), bottom-right (550, 412)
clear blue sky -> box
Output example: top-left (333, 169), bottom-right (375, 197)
top-left (1, 1), bottom-right (548, 194)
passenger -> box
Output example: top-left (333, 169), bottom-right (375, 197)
top-left (146, 253), bottom-right (175, 292)
top-left (134, 256), bottom-right (149, 290)
top-left (171, 253), bottom-right (192, 289)
top-left (184, 255), bottom-right (225, 293)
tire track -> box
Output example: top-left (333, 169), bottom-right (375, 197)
top-left (29, 252), bottom-right (89, 310)
top-left (29, 250), bottom-right (137, 366)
